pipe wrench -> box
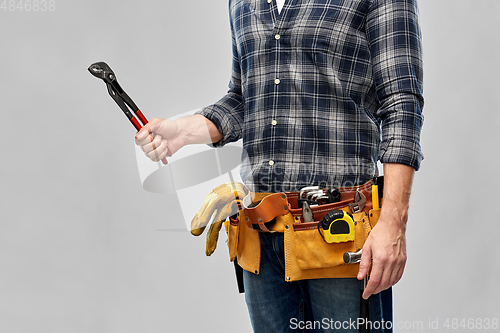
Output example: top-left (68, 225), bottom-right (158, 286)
top-left (88, 61), bottom-right (169, 164)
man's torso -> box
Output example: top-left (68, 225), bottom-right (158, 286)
top-left (230, 0), bottom-right (380, 192)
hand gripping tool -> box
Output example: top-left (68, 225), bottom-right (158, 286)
top-left (88, 61), bottom-right (169, 164)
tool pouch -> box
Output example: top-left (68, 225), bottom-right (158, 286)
top-left (283, 202), bottom-right (381, 281)
top-left (225, 182), bottom-right (383, 282)
top-left (291, 208), bottom-right (369, 271)
top-left (226, 192), bottom-right (282, 274)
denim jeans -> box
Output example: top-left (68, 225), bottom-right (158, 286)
top-left (243, 232), bottom-right (392, 333)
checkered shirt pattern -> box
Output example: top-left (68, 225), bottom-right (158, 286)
top-left (198, 0), bottom-right (424, 193)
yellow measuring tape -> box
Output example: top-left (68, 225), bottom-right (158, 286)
top-left (319, 210), bottom-right (355, 243)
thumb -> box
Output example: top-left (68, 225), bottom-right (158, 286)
top-left (135, 118), bottom-right (164, 140)
top-left (149, 121), bottom-right (165, 135)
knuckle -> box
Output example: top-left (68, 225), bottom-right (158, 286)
top-left (375, 253), bottom-right (388, 264)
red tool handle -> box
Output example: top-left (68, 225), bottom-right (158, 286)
top-left (131, 110), bottom-right (170, 165)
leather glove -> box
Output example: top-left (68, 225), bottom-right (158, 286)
top-left (205, 201), bottom-right (241, 256)
top-left (191, 182), bottom-right (248, 255)
top-left (205, 220), bottom-right (224, 256)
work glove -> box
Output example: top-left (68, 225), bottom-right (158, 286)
top-left (190, 182), bottom-right (248, 256)
top-left (204, 201), bottom-right (241, 256)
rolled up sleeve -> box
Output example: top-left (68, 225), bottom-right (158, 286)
top-left (196, 23), bottom-right (244, 148)
top-left (366, 0), bottom-right (424, 170)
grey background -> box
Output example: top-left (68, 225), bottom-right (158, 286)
top-left (1, 0), bottom-right (499, 332)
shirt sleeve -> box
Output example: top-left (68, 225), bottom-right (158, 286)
top-left (366, 0), bottom-right (425, 170)
top-left (196, 15), bottom-right (245, 148)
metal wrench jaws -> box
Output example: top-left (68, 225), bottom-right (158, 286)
top-left (88, 62), bottom-right (115, 82)
top-left (348, 189), bottom-right (366, 213)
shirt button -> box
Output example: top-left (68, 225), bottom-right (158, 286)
top-left (269, 160), bottom-right (275, 166)
top-left (271, 120), bottom-right (277, 126)
top-left (275, 34), bottom-right (281, 40)
top-left (274, 78), bottom-right (281, 85)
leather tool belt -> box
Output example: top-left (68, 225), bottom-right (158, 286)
top-left (227, 180), bottom-right (382, 282)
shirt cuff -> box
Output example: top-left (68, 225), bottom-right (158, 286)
top-left (378, 137), bottom-right (424, 171)
top-left (195, 105), bottom-right (239, 148)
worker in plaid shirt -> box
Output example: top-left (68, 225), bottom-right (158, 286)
top-left (137, 0), bottom-right (423, 331)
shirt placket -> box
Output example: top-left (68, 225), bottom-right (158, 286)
top-left (266, 0), bottom-right (294, 171)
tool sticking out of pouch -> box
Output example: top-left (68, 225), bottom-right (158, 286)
top-left (298, 186), bottom-right (341, 207)
top-left (302, 201), bottom-right (314, 222)
top-left (372, 176), bottom-right (381, 210)
top-left (343, 249), bottom-right (363, 264)
top-left (348, 188), bottom-right (366, 213)
top-left (306, 190), bottom-right (326, 203)
top-left (299, 186), bottom-right (319, 201)
top-left (298, 186), bottom-right (320, 207)
top-left (344, 247), bottom-right (370, 331)
top-left (88, 61), bottom-right (170, 164)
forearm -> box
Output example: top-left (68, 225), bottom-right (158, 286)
top-left (174, 114), bottom-right (223, 146)
top-left (379, 163), bottom-right (415, 230)
top-left (358, 163), bottom-right (415, 297)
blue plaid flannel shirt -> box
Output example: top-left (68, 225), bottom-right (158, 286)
top-left (198, 0), bottom-right (424, 193)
